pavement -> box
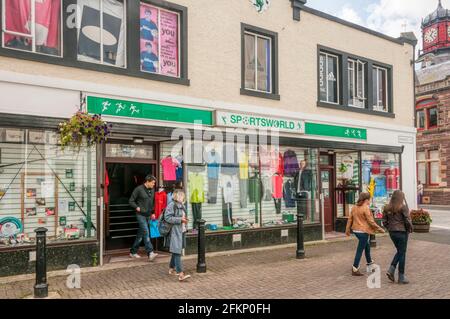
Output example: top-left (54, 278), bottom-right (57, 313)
top-left (426, 209), bottom-right (450, 230)
top-left (1, 229), bottom-right (450, 299)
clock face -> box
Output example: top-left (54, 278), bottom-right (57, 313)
top-left (424, 27), bottom-right (438, 44)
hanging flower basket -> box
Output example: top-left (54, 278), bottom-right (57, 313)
top-left (58, 112), bottom-right (112, 150)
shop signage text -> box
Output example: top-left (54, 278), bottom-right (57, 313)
top-left (86, 96), bottom-right (213, 126)
top-left (305, 123), bottom-right (367, 140)
top-left (215, 111), bottom-right (305, 134)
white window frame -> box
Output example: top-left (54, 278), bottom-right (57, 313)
top-left (244, 31), bottom-right (273, 94)
top-left (429, 150), bottom-right (441, 185)
top-left (140, 3), bottom-right (181, 78)
top-left (1, 0), bottom-right (63, 57)
top-left (77, 0), bottom-right (128, 68)
top-left (319, 52), bottom-right (340, 105)
top-left (348, 58), bottom-right (366, 108)
top-left (373, 66), bottom-right (389, 112)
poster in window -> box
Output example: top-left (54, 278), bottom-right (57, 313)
top-left (319, 54), bottom-right (327, 101)
top-left (29, 131), bottom-right (46, 144)
top-left (5, 129), bottom-right (24, 143)
top-left (256, 37), bottom-right (270, 92)
top-left (3, 0), bottom-right (32, 51)
top-left (140, 4), bottom-right (159, 73)
top-left (244, 34), bottom-right (256, 90)
top-left (159, 10), bottom-right (179, 77)
top-left (77, 0), bottom-right (125, 66)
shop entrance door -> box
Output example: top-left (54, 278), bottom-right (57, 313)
top-left (105, 162), bottom-right (156, 251)
top-left (320, 168), bottom-right (335, 232)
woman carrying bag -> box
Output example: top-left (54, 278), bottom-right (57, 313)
top-left (164, 189), bottom-right (191, 282)
top-left (346, 192), bottom-right (385, 276)
top-left (382, 190), bottom-right (413, 284)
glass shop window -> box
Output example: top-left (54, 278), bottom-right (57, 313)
top-left (77, 0), bottom-right (126, 67)
top-left (0, 128), bottom-right (97, 249)
top-left (335, 152), bottom-right (360, 218)
top-left (2, 0), bottom-right (62, 57)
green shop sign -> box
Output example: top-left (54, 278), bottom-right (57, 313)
top-left (305, 122), bottom-right (367, 140)
top-left (86, 96), bottom-right (213, 126)
top-left (216, 111), bottom-right (305, 134)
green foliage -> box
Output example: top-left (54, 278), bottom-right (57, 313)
top-left (59, 112), bottom-right (111, 150)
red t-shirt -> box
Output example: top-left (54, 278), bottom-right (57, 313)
top-left (272, 175), bottom-right (283, 199)
top-left (385, 168), bottom-right (399, 190)
top-left (154, 191), bottom-right (167, 219)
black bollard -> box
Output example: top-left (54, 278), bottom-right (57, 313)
top-left (196, 219), bottom-right (207, 273)
top-left (296, 195), bottom-right (306, 259)
top-left (370, 210), bottom-right (377, 248)
top-left (34, 227), bottom-right (48, 298)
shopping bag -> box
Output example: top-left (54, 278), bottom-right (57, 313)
top-left (149, 220), bottom-right (161, 238)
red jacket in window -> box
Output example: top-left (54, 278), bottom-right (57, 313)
top-left (154, 191), bottom-right (167, 219)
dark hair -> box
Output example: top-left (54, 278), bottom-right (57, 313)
top-left (384, 190), bottom-right (405, 215)
top-left (356, 192), bottom-right (371, 206)
top-left (144, 175), bottom-right (156, 183)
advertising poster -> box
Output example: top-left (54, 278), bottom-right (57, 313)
top-left (159, 10), bottom-right (179, 77)
top-left (140, 4), bottom-right (159, 73)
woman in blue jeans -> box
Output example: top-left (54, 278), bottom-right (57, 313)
top-left (382, 190), bottom-right (413, 284)
top-left (164, 189), bottom-right (191, 281)
top-left (346, 192), bottom-right (385, 276)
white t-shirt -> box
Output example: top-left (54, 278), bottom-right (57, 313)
top-left (220, 175), bottom-right (234, 204)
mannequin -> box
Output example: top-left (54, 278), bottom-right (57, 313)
top-left (294, 160), bottom-right (312, 217)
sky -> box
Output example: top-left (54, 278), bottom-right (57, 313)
top-left (308, 0), bottom-right (450, 49)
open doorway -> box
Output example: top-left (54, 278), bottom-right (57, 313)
top-left (105, 162), bottom-right (155, 251)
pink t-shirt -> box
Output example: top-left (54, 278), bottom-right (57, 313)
top-left (272, 175), bottom-right (283, 199)
top-left (161, 157), bottom-right (179, 181)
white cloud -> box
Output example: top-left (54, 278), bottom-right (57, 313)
top-left (337, 5), bottom-right (364, 25)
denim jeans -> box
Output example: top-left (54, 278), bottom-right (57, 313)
top-left (130, 214), bottom-right (154, 255)
top-left (353, 232), bottom-right (372, 269)
top-left (170, 253), bottom-right (183, 273)
top-left (389, 231), bottom-right (408, 274)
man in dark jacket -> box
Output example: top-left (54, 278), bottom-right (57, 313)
top-left (129, 175), bottom-right (159, 261)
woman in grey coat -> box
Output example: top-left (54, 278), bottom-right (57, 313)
top-left (165, 189), bottom-right (191, 281)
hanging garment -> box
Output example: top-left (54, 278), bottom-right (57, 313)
top-left (77, 0), bottom-right (125, 67)
top-left (362, 160), bottom-right (372, 185)
top-left (154, 191), bottom-right (167, 219)
top-left (261, 176), bottom-right (273, 201)
top-left (283, 150), bottom-right (300, 177)
top-left (221, 143), bottom-right (238, 175)
top-left (385, 167), bottom-right (400, 190)
top-left (272, 174), bottom-right (283, 199)
top-left (104, 168), bottom-right (110, 205)
top-left (188, 173), bottom-right (205, 203)
top-left (239, 178), bottom-right (248, 208)
top-left (161, 156), bottom-right (179, 182)
top-left (175, 155), bottom-right (183, 182)
top-left (374, 176), bottom-right (387, 197)
top-left (208, 178), bottom-right (219, 204)
top-left (248, 174), bottom-right (263, 203)
top-left (238, 151), bottom-right (249, 180)
top-left (371, 160), bottom-right (382, 175)
top-left (259, 146), bottom-right (272, 176)
top-left (274, 198), bottom-right (282, 215)
top-left (271, 152), bottom-right (284, 176)
top-left (206, 149), bottom-right (221, 180)
top-left (222, 202), bottom-right (233, 227)
top-left (220, 175), bottom-right (234, 204)
top-left (295, 169), bottom-right (312, 193)
top-left (283, 179), bottom-right (296, 208)
top-left (191, 203), bottom-right (202, 229)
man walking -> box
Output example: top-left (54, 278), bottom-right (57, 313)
top-left (129, 175), bottom-right (159, 261)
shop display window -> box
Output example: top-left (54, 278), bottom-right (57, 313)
top-left (335, 152), bottom-right (360, 217)
top-left (2, 0), bottom-right (62, 57)
top-left (361, 152), bottom-right (401, 216)
top-left (77, 0), bottom-right (127, 68)
top-left (139, 2), bottom-right (180, 78)
top-left (0, 128), bottom-right (97, 248)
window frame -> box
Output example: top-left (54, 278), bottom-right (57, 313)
top-left (372, 65), bottom-right (389, 112)
top-left (319, 51), bottom-right (340, 105)
top-left (416, 98), bottom-right (438, 130)
top-left (417, 150), bottom-right (441, 186)
top-left (348, 58), bottom-right (366, 108)
top-left (428, 150), bottom-right (440, 186)
top-left (317, 45), bottom-right (394, 118)
top-left (427, 107), bottom-right (438, 129)
top-left (0, 0), bottom-right (189, 86)
top-left (241, 23), bottom-right (279, 101)
top-left (1, 0), bottom-right (64, 58)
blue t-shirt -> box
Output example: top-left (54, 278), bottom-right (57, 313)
top-left (140, 18), bottom-right (158, 41)
top-left (141, 51), bottom-right (158, 72)
top-left (206, 151), bottom-right (220, 180)
top-left (362, 160), bottom-right (372, 185)
top-left (374, 176), bottom-right (387, 197)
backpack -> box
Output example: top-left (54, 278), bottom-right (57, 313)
top-left (158, 208), bottom-right (173, 237)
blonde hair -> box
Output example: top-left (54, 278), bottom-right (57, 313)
top-left (172, 189), bottom-right (186, 204)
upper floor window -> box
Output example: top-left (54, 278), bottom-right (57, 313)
top-left (428, 107), bottom-right (438, 128)
top-left (416, 98), bottom-right (438, 130)
top-left (77, 0), bottom-right (126, 68)
top-left (348, 59), bottom-right (366, 108)
top-left (2, 0), bottom-right (62, 57)
top-left (417, 109), bottom-right (426, 129)
top-left (241, 24), bottom-right (278, 100)
top-left (417, 150), bottom-right (441, 186)
top-left (372, 66), bottom-right (388, 112)
top-left (319, 52), bottom-right (339, 104)
top-left (139, 2), bottom-right (180, 78)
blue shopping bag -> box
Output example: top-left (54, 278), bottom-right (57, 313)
top-left (149, 219), bottom-right (161, 238)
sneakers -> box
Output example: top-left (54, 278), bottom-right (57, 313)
top-left (129, 253), bottom-right (141, 259)
top-left (148, 252), bottom-right (159, 262)
top-left (352, 266), bottom-right (364, 276)
top-left (386, 265), bottom-right (396, 283)
top-left (179, 274), bottom-right (191, 282)
top-left (398, 273), bottom-right (410, 285)
top-left (169, 268), bottom-right (178, 276)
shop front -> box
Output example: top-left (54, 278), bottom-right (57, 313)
top-left (88, 96), bottom-right (406, 259)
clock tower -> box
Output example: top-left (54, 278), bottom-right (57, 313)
top-left (420, 0), bottom-right (450, 65)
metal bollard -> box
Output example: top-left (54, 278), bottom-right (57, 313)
top-left (196, 219), bottom-right (207, 273)
top-left (296, 196), bottom-right (306, 259)
top-left (34, 227), bottom-right (48, 298)
top-left (370, 210), bottom-right (377, 248)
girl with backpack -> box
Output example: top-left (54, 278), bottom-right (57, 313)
top-left (164, 189), bottom-right (191, 281)
top-left (383, 190), bottom-right (413, 284)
